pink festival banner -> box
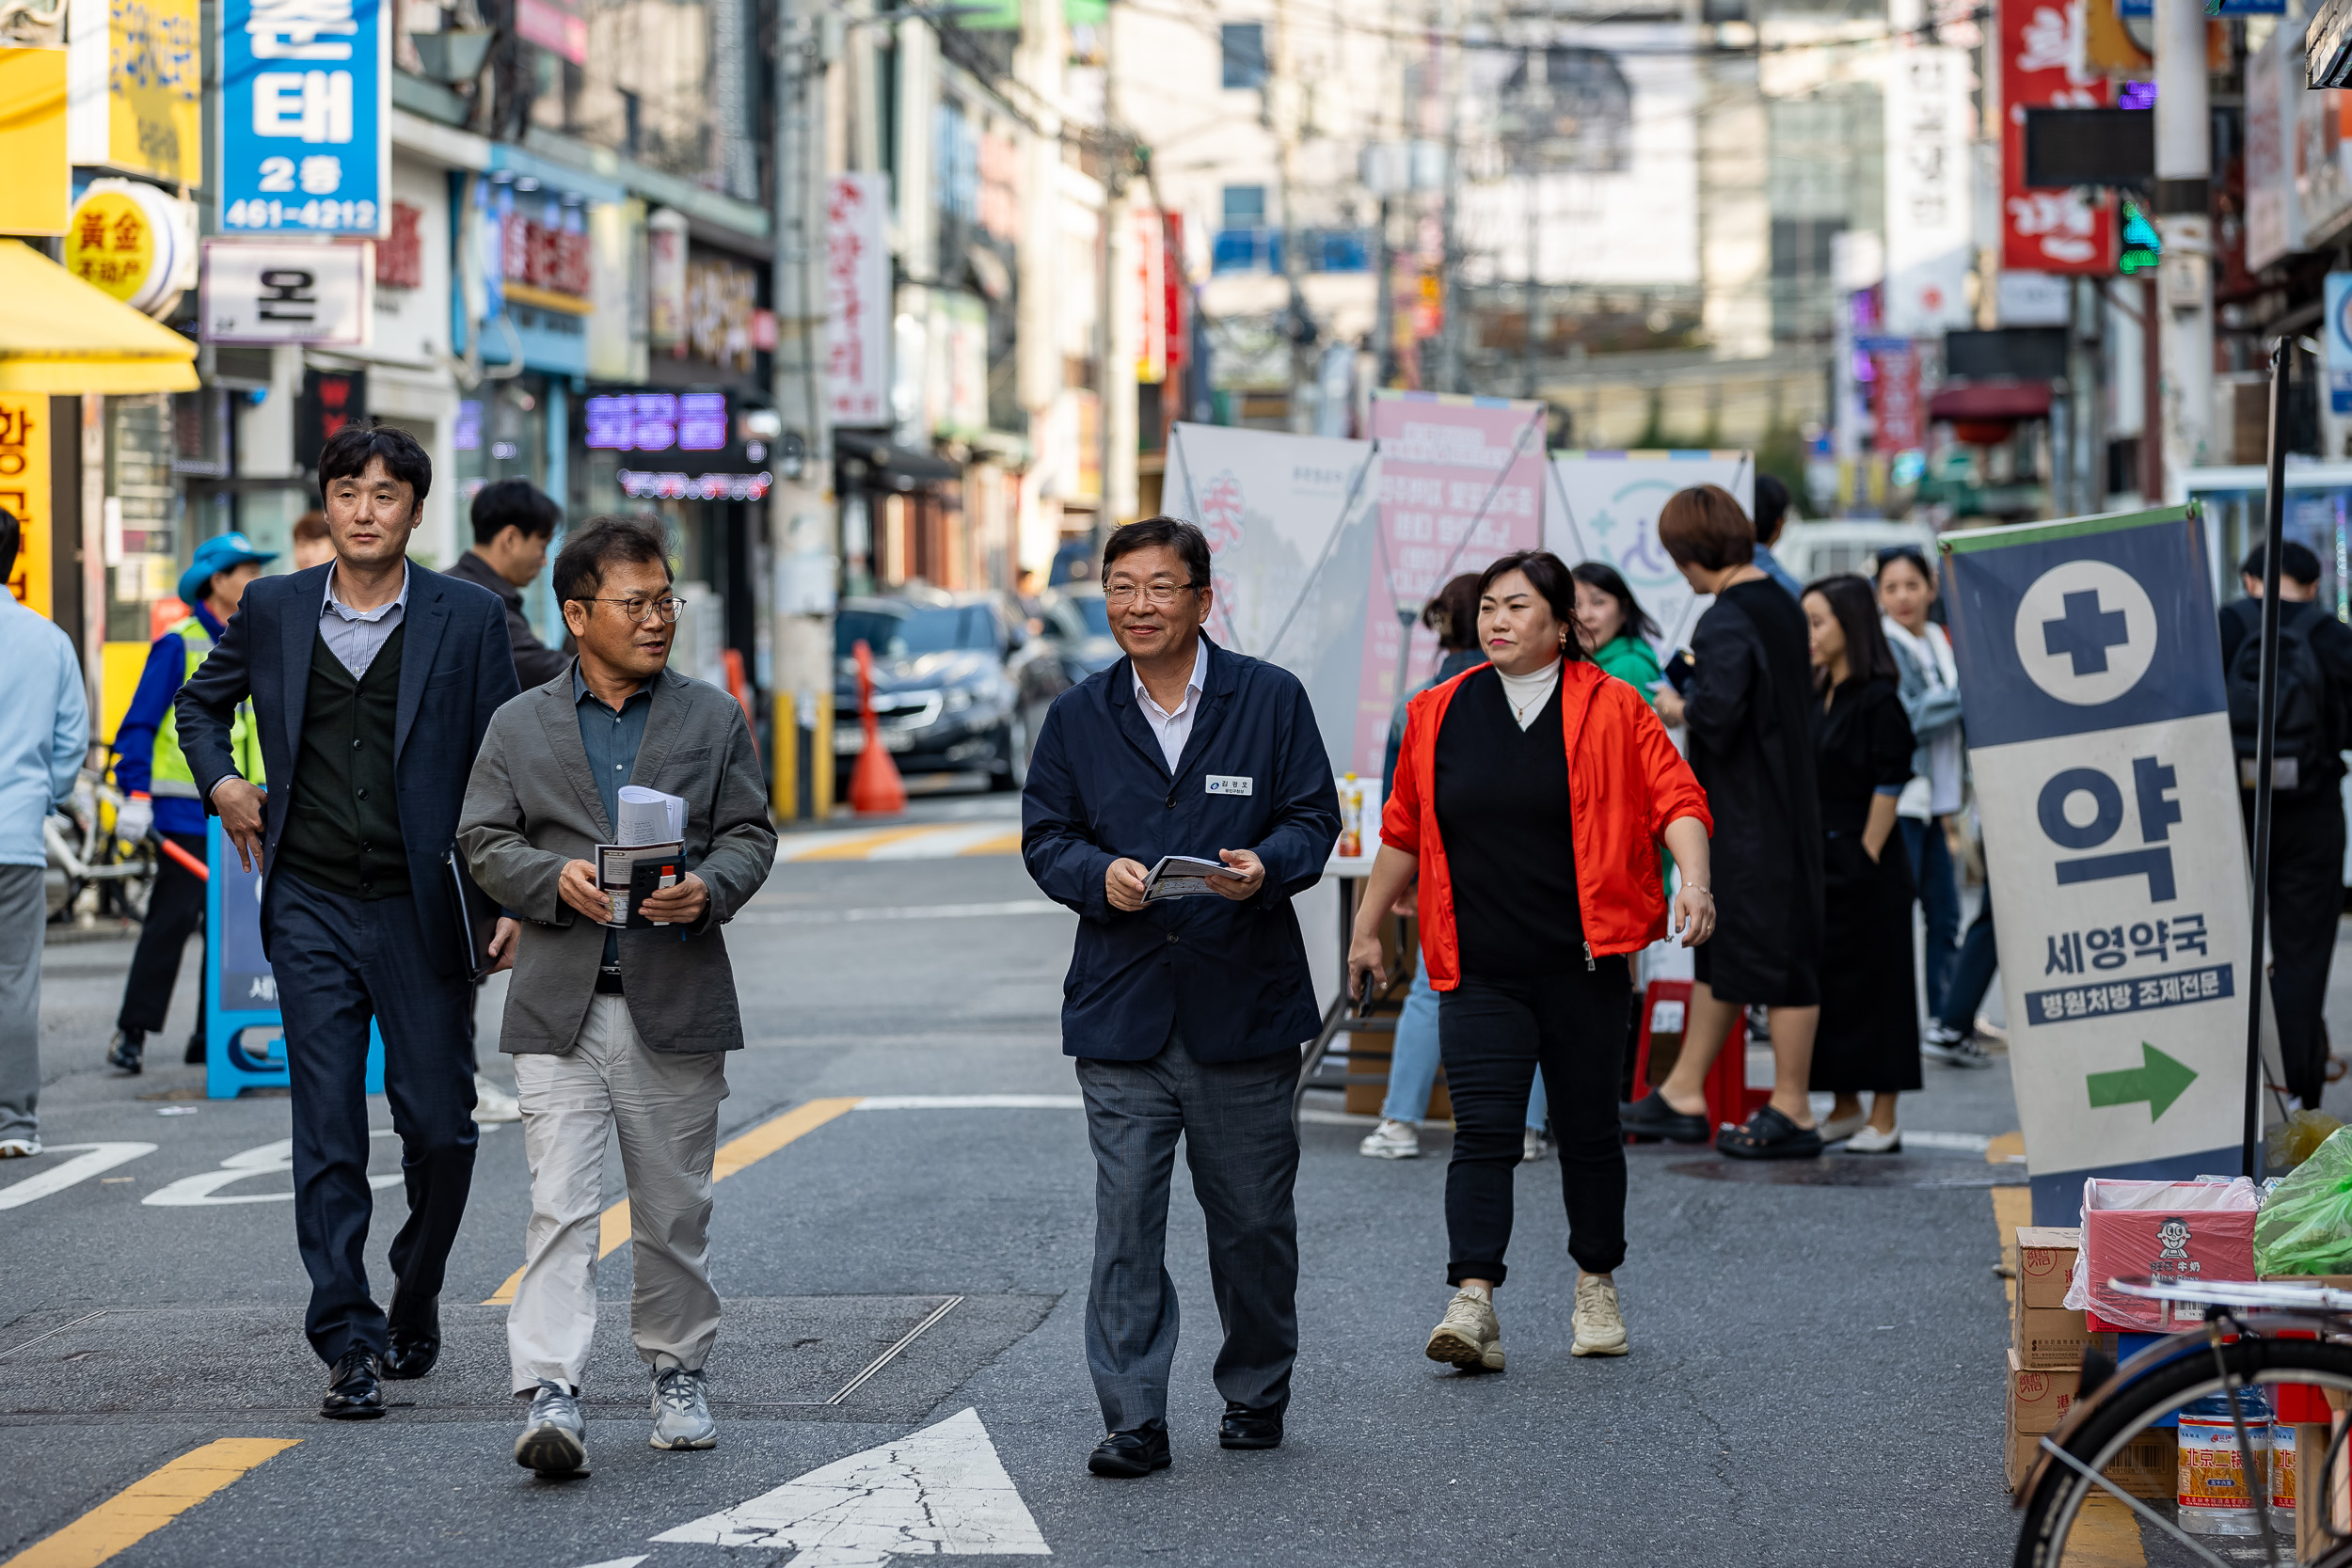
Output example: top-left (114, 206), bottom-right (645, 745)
top-left (1357, 391), bottom-right (1548, 778)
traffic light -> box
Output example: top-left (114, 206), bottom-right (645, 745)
top-left (2119, 196), bottom-right (2162, 274)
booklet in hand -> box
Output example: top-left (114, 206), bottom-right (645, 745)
top-left (597, 841), bottom-right (686, 927)
top-left (1143, 854), bottom-right (1249, 902)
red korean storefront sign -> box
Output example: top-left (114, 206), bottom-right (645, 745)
top-left (2000, 0), bottom-right (2115, 273)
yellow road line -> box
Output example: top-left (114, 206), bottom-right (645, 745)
top-left (3, 1438), bottom-right (300, 1568)
top-left (484, 1097), bottom-right (864, 1305)
top-left (956, 831), bottom-right (1023, 857)
top-left (1986, 1132), bottom-right (2147, 1568)
top-left (793, 827), bottom-right (946, 862)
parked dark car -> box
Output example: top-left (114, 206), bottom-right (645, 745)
top-left (1034, 586), bottom-right (1120, 683)
top-left (833, 591), bottom-right (1068, 791)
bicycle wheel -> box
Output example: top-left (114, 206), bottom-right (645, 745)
top-left (2016, 1335), bottom-right (2352, 1568)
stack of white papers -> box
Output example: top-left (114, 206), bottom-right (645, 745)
top-left (1143, 854), bottom-right (1248, 902)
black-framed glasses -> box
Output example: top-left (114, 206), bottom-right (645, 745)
top-left (578, 595), bottom-right (686, 624)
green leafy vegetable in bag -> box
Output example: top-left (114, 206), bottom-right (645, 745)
top-left (2255, 1125), bottom-right (2352, 1276)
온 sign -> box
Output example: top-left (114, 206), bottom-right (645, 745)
top-left (217, 0), bottom-right (389, 236)
top-left (1944, 506), bottom-right (2253, 1207)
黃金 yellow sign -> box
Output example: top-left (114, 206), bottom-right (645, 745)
top-left (64, 189), bottom-right (157, 303)
top-left (0, 394), bottom-right (53, 618)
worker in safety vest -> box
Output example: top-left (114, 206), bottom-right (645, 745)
top-left (105, 532), bottom-right (273, 1075)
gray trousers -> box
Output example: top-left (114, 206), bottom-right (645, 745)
top-left (1075, 1031), bottom-right (1300, 1433)
top-left (0, 865), bottom-right (40, 1143)
top-left (506, 995), bottom-right (728, 1395)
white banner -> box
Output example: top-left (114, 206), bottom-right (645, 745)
top-left (1544, 451), bottom-right (1751, 655)
top-left (1946, 507), bottom-right (2258, 1196)
top-left (199, 239), bottom-right (373, 346)
top-left (826, 172), bottom-right (891, 427)
top-left (1164, 421), bottom-right (1378, 776)
top-left (1882, 44), bottom-right (1976, 338)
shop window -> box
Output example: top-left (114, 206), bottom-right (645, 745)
top-left (1221, 24), bottom-right (1266, 90)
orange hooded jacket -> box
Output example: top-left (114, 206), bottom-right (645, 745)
top-left (1381, 658), bottom-right (1714, 990)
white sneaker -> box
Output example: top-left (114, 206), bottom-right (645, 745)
top-left (1572, 1275), bottom-right (1629, 1357)
top-left (1425, 1288), bottom-right (1504, 1371)
top-left (0, 1137), bottom-right (40, 1159)
top-left (1359, 1119), bottom-right (1420, 1159)
top-left (1521, 1128), bottom-right (1550, 1164)
top-left (1846, 1124), bottom-right (1902, 1154)
top-left (472, 1074), bottom-right (522, 1123)
top-left (1818, 1111), bottom-right (1867, 1144)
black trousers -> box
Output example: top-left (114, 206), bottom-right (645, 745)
top-left (269, 872), bottom-right (478, 1364)
top-left (117, 831), bottom-right (210, 1037)
top-left (2244, 788), bottom-right (2346, 1108)
top-left (1439, 959), bottom-right (1632, 1284)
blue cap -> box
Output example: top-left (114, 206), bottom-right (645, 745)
top-left (178, 531), bottom-right (278, 609)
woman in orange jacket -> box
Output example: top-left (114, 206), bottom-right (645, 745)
top-left (1346, 549), bottom-right (1714, 1371)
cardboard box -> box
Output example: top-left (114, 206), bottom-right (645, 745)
top-left (2017, 1227), bottom-right (2081, 1311)
top-left (2082, 1181), bottom-right (2259, 1333)
top-left (2006, 1419), bottom-right (2173, 1497)
top-left (2014, 1292), bottom-right (2116, 1371)
top-left (2007, 1347), bottom-right (2080, 1433)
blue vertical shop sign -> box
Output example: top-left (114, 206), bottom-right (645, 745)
top-left (1944, 506), bottom-right (2256, 1220)
top-left (217, 0), bottom-right (389, 236)
top-left (2328, 274), bottom-right (2352, 415)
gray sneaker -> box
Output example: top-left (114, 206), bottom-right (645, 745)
top-left (1921, 1024), bottom-right (1993, 1070)
top-left (515, 1380), bottom-right (588, 1477)
top-left (650, 1366), bottom-right (717, 1450)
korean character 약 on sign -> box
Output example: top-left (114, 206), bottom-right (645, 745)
top-left (2170, 912), bottom-right (2207, 957)
top-left (2085, 926), bottom-right (2127, 970)
top-left (2129, 920), bottom-right (2169, 962)
top-left (2045, 931), bottom-right (2083, 975)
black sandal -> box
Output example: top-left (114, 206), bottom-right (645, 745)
top-left (1715, 1105), bottom-right (1824, 1161)
top-left (1619, 1090), bottom-right (1712, 1145)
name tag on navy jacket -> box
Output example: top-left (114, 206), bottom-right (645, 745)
top-left (1206, 775), bottom-right (1254, 797)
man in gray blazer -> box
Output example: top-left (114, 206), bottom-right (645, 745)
top-left (457, 515), bottom-right (775, 1480)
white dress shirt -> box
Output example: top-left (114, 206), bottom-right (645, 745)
top-left (320, 561), bottom-right (410, 679)
top-left (1133, 637), bottom-right (1209, 772)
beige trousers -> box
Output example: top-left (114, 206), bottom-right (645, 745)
top-left (506, 994), bottom-right (729, 1395)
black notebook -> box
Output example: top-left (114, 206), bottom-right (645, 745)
top-left (439, 848), bottom-right (502, 980)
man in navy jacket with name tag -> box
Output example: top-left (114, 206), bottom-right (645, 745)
top-left (1022, 516), bottom-right (1340, 1480)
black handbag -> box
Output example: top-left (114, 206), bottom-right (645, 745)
top-left (440, 847), bottom-right (502, 981)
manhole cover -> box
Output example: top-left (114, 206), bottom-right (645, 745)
top-left (1667, 1156), bottom-right (2027, 1189)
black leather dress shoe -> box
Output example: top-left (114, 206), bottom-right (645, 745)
top-left (1219, 1402), bottom-right (1283, 1449)
top-left (322, 1349), bottom-right (386, 1419)
top-left (1086, 1424), bottom-right (1170, 1478)
top-left (384, 1287), bottom-right (440, 1380)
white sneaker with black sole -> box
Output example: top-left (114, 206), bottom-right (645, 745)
top-left (1359, 1119), bottom-right (1420, 1159)
top-left (515, 1380), bottom-right (588, 1477)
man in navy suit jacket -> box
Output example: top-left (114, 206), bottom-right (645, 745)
top-left (1023, 516), bottom-right (1339, 1478)
top-left (177, 423), bottom-right (520, 1418)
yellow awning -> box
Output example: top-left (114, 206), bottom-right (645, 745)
top-left (0, 239), bottom-right (198, 394)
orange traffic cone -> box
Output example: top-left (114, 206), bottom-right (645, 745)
top-left (846, 639), bottom-right (906, 816)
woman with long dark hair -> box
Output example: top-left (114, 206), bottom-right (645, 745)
top-left (1347, 550), bottom-right (1713, 1369)
top-left (1803, 574), bottom-right (1920, 1149)
top-left (1570, 562), bottom-right (1663, 707)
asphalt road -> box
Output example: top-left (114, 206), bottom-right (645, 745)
top-left (5, 790), bottom-right (2093, 1567)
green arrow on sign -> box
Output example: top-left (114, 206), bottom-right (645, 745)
top-left (2086, 1043), bottom-right (2199, 1121)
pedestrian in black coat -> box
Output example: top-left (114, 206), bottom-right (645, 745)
top-left (1624, 483), bottom-right (1827, 1160)
top-left (1800, 575), bottom-right (1919, 1150)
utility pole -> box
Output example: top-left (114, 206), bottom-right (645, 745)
top-left (2153, 0), bottom-right (2213, 500)
top-left (771, 2), bottom-right (839, 820)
